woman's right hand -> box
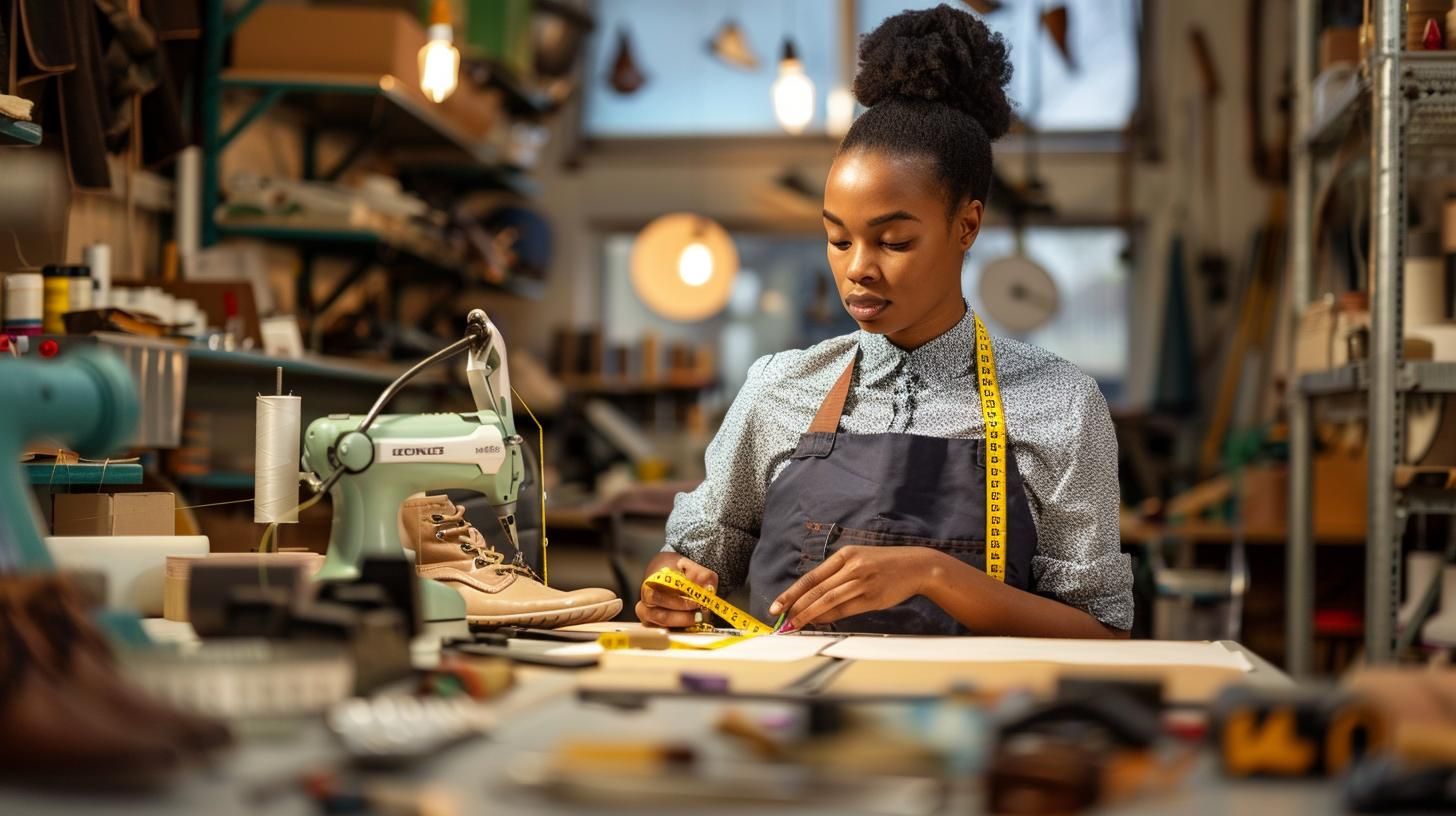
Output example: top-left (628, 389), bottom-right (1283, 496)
top-left (635, 552), bottom-right (719, 629)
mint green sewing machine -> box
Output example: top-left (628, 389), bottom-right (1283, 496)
top-left (301, 310), bottom-right (525, 622)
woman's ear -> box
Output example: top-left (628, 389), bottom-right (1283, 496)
top-left (957, 199), bottom-right (984, 251)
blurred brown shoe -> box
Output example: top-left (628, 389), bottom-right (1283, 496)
top-left (23, 576), bottom-right (232, 754)
top-left (0, 575), bottom-right (184, 788)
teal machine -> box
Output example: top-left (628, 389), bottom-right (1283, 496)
top-left (0, 351), bottom-right (139, 570)
top-left (301, 310), bottom-right (525, 621)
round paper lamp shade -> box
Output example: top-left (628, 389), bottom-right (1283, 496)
top-left (630, 214), bottom-right (738, 322)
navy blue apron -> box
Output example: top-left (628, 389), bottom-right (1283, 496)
top-left (748, 344), bottom-right (1038, 634)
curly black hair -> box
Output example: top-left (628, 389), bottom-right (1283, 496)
top-left (840, 4), bottom-right (1014, 212)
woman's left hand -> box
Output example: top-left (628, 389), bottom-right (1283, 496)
top-left (769, 545), bottom-right (941, 631)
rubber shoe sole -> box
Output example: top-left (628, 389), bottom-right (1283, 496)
top-left (466, 598), bottom-right (622, 629)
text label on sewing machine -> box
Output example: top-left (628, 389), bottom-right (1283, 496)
top-left (374, 425), bottom-right (508, 474)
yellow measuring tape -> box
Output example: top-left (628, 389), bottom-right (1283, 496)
top-left (597, 568), bottom-right (773, 651)
top-left (973, 314), bottom-right (1007, 583)
top-left (642, 568), bottom-right (774, 634)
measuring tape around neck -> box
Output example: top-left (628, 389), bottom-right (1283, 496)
top-left (973, 314), bottom-right (1007, 583)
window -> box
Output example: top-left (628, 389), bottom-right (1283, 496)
top-left (585, 0), bottom-right (842, 137)
top-left (602, 226), bottom-right (1131, 402)
top-left (856, 0), bottom-right (1141, 133)
top-left (584, 0), bottom-right (1141, 138)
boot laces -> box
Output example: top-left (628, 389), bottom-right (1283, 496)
top-left (429, 507), bottom-right (542, 582)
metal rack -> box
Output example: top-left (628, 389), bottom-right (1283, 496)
top-left (1288, 2), bottom-right (1456, 674)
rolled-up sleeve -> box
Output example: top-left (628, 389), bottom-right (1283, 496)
top-left (665, 355), bottom-right (779, 592)
top-left (1026, 376), bottom-right (1134, 631)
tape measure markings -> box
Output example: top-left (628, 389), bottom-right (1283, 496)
top-left (642, 568), bottom-right (774, 634)
top-left (973, 314), bottom-right (1007, 583)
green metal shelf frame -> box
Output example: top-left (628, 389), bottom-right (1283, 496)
top-left (25, 463), bottom-right (143, 487)
top-left (198, 0), bottom-right (541, 349)
top-left (0, 115), bottom-right (42, 147)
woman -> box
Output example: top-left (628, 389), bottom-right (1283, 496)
top-left (638, 4), bottom-right (1132, 638)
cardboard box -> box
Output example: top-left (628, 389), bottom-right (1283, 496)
top-left (234, 5), bottom-right (427, 90)
top-left (1240, 454), bottom-right (1367, 539)
top-left (52, 492), bottom-right (175, 536)
top-left (1320, 28), bottom-right (1361, 69)
top-left (233, 6), bottom-right (501, 147)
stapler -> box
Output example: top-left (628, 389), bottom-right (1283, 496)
top-left (301, 310), bottom-right (525, 622)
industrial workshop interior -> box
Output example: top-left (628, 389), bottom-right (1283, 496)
top-left (5, 0), bottom-right (1456, 812)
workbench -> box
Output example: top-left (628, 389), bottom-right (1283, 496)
top-left (0, 627), bottom-right (1351, 815)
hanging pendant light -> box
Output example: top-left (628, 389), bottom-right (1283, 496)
top-left (632, 214), bottom-right (738, 322)
top-left (609, 26), bottom-right (647, 94)
top-left (772, 39), bottom-right (815, 134)
top-left (418, 0), bottom-right (461, 103)
top-left (826, 86), bottom-right (856, 136)
top-left (708, 18), bottom-right (760, 70)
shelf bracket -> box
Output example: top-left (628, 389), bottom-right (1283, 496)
top-left (223, 0), bottom-right (268, 39)
top-left (321, 129), bottom-right (381, 182)
top-left (221, 88), bottom-right (285, 149)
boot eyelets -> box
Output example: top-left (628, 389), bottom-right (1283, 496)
top-left (460, 543), bottom-right (475, 553)
top-left (475, 558), bottom-right (487, 568)
top-left (435, 531), bottom-right (446, 541)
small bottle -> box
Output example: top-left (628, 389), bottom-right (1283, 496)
top-left (67, 264), bottom-right (93, 313)
top-left (41, 265), bottom-right (71, 333)
top-left (3, 273), bottom-right (44, 336)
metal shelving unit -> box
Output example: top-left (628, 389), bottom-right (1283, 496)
top-left (1288, 1), bottom-right (1456, 673)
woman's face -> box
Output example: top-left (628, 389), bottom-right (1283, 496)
top-left (822, 149), bottom-right (982, 349)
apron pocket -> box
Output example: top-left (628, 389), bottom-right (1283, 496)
top-left (799, 520), bottom-right (985, 572)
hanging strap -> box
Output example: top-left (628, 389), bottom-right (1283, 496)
top-left (807, 354), bottom-right (858, 434)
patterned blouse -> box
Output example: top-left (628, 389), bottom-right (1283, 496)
top-left (665, 305), bottom-right (1133, 631)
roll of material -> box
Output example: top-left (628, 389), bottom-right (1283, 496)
top-left (175, 146), bottom-right (201, 276)
top-left (84, 243), bottom-right (111, 307)
top-left (254, 395), bottom-right (301, 523)
top-left (46, 535), bottom-right (209, 616)
top-left (1405, 256), bottom-right (1447, 329)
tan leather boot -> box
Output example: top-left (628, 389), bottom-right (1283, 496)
top-left (400, 495), bottom-right (622, 627)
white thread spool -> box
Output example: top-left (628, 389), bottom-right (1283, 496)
top-left (254, 394), bottom-right (301, 524)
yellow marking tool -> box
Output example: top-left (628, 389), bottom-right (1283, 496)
top-left (974, 313), bottom-right (1007, 582)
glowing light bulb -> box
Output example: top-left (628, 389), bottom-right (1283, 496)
top-left (772, 41), bottom-right (815, 135)
top-left (827, 86), bottom-right (855, 136)
top-left (419, 23), bottom-right (460, 103)
top-left (678, 242), bottom-right (713, 287)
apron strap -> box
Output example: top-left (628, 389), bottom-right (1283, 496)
top-left (808, 355), bottom-right (857, 434)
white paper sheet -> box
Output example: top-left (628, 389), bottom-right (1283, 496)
top-left (548, 634), bottom-right (836, 662)
top-left (820, 637), bottom-right (1254, 672)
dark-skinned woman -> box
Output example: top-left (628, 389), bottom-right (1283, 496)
top-left (639, 4), bottom-right (1133, 639)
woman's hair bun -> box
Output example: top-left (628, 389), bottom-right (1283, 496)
top-left (852, 4), bottom-right (1014, 141)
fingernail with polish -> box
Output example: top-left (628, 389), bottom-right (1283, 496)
top-left (779, 620), bottom-right (797, 634)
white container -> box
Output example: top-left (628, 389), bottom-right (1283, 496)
top-left (1405, 255), bottom-right (1447, 328)
top-left (46, 535), bottom-right (210, 616)
top-left (3, 272), bottom-right (43, 333)
top-left (1421, 564), bottom-right (1456, 647)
